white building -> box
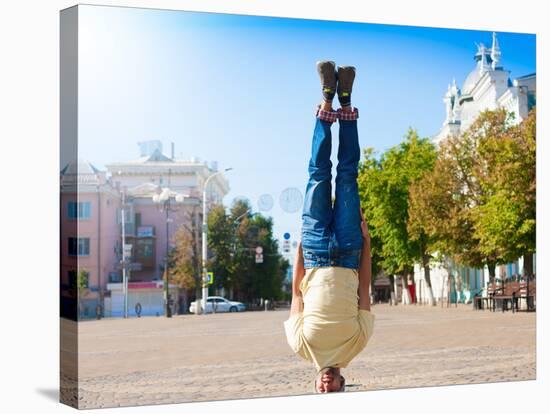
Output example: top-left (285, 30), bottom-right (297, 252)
top-left (415, 33), bottom-right (536, 304)
top-left (434, 32), bottom-right (535, 145)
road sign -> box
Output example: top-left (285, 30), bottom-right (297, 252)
top-left (207, 272), bottom-right (214, 285)
top-left (283, 240), bottom-right (290, 253)
top-left (123, 244), bottom-right (132, 260)
top-left (255, 253), bottom-right (263, 263)
top-left (137, 226), bottom-right (154, 237)
top-left (129, 262), bottom-right (142, 271)
top-left (284, 232), bottom-right (291, 240)
top-left (256, 246), bottom-right (263, 254)
top-left (117, 262), bottom-right (141, 271)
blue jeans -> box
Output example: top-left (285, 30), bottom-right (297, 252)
top-left (301, 115), bottom-right (363, 269)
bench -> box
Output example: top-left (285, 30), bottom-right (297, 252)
top-left (492, 282), bottom-right (519, 313)
top-left (475, 277), bottom-right (536, 313)
top-left (472, 289), bottom-right (487, 310)
top-left (514, 279), bottom-right (536, 312)
top-left (481, 282), bottom-right (501, 311)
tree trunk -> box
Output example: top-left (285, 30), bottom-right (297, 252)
top-left (422, 254), bottom-right (435, 306)
top-left (401, 273), bottom-right (412, 305)
top-left (388, 275), bottom-right (397, 306)
top-left (487, 261), bottom-right (496, 284)
top-left (180, 289), bottom-right (188, 314)
top-left (523, 253), bottom-right (534, 277)
top-left (371, 277), bottom-right (376, 304)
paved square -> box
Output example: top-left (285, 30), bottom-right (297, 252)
top-left (62, 304), bottom-right (536, 408)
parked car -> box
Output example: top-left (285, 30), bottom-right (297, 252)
top-left (189, 296), bottom-right (246, 314)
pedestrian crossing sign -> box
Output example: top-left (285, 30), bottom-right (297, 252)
top-left (207, 272), bottom-right (214, 285)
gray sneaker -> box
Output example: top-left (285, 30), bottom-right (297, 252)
top-left (317, 61), bottom-right (337, 103)
top-left (337, 66), bottom-right (356, 107)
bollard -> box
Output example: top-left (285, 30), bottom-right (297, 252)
top-left (135, 302), bottom-right (142, 318)
top-left (264, 299), bottom-right (270, 311)
top-left (95, 304), bottom-right (102, 320)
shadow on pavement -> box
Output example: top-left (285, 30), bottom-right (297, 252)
top-left (36, 388), bottom-right (58, 402)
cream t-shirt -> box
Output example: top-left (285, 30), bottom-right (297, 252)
top-left (283, 266), bottom-right (375, 372)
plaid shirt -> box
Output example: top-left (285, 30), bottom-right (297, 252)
top-left (316, 106), bottom-right (339, 123)
top-left (337, 107), bottom-right (359, 121)
top-left (316, 106), bottom-right (359, 122)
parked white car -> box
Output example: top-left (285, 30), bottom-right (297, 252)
top-left (189, 296), bottom-right (246, 314)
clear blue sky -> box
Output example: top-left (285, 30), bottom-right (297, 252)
top-left (78, 5), bottom-right (536, 250)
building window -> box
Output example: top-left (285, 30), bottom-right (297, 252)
top-left (136, 239), bottom-right (154, 258)
top-left (134, 238), bottom-right (155, 269)
top-left (116, 208), bottom-right (133, 225)
top-left (68, 237), bottom-right (90, 256)
top-left (68, 201), bottom-right (91, 220)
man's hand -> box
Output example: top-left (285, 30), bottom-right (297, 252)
top-left (359, 207), bottom-right (370, 248)
top-left (358, 207), bottom-right (372, 311)
top-left (290, 240), bottom-right (306, 316)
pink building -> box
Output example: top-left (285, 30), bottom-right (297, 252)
top-left (60, 160), bottom-right (120, 319)
top-left (60, 148), bottom-right (230, 318)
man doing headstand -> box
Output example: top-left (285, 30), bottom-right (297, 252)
top-left (284, 61), bottom-right (375, 393)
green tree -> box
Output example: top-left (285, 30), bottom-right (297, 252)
top-left (76, 269), bottom-right (89, 319)
top-left (359, 129), bottom-right (437, 304)
top-left (413, 109), bottom-right (528, 283)
top-left (168, 205), bottom-right (202, 313)
top-left (358, 147), bottom-right (395, 302)
top-left (207, 198), bottom-right (288, 303)
top-left (169, 228), bottom-right (197, 313)
top-left (447, 109), bottom-right (515, 279)
top-left (206, 204), bottom-right (236, 293)
top-left (473, 108), bottom-right (536, 275)
top-left (169, 230), bottom-right (195, 288)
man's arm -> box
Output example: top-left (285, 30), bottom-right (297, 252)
top-left (358, 209), bottom-right (372, 311)
top-left (290, 240), bottom-right (305, 316)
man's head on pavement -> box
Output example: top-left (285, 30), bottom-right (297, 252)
top-left (314, 367), bottom-right (345, 393)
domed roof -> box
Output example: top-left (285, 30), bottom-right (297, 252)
top-left (462, 67), bottom-right (481, 95)
top-left (462, 43), bottom-right (493, 95)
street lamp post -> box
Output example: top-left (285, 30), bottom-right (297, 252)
top-left (163, 205), bottom-right (171, 317)
top-left (117, 171), bottom-right (131, 319)
top-left (121, 190), bottom-right (129, 319)
top-left (153, 169), bottom-right (186, 318)
top-left (230, 209), bottom-right (259, 254)
top-left (201, 167), bottom-right (232, 315)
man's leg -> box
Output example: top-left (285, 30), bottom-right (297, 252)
top-left (301, 61), bottom-right (338, 268)
top-left (301, 106), bottom-right (337, 268)
top-left (333, 66), bottom-right (363, 268)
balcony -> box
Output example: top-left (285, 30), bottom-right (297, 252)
top-left (125, 226), bottom-right (156, 270)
